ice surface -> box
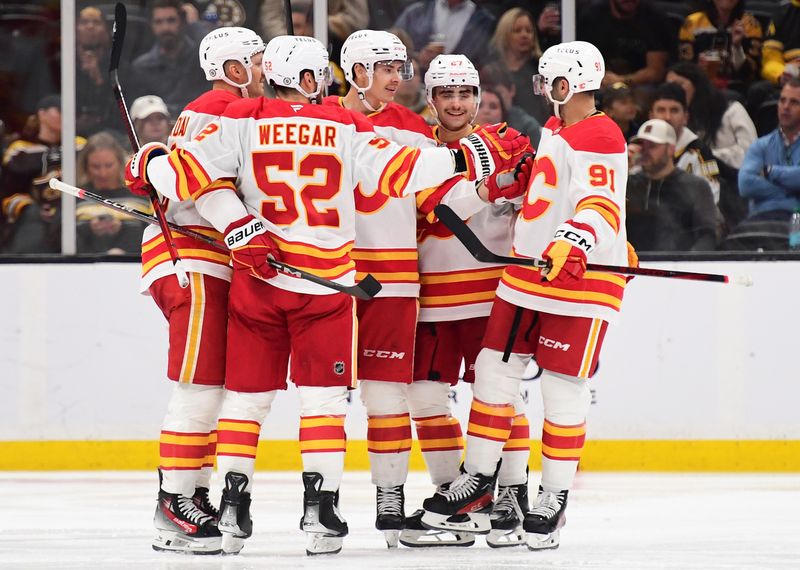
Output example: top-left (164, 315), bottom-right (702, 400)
top-left (0, 471), bottom-right (798, 569)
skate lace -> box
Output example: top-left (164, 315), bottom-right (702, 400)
top-left (494, 486), bottom-right (524, 521)
top-left (377, 486), bottom-right (403, 516)
top-left (194, 488), bottom-right (219, 518)
top-left (530, 490), bottom-right (562, 519)
top-left (442, 472), bottom-right (480, 502)
top-left (177, 495), bottom-right (214, 525)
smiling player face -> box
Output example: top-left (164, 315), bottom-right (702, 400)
top-left (431, 86), bottom-right (478, 131)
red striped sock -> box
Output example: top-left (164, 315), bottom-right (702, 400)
top-left (299, 415), bottom-right (346, 454)
top-left (415, 415), bottom-right (464, 453)
top-left (367, 413), bottom-right (412, 454)
top-left (466, 398), bottom-right (514, 443)
top-left (216, 419), bottom-right (260, 460)
top-left (542, 420), bottom-right (586, 462)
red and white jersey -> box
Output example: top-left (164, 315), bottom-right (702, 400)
top-left (497, 113), bottom-right (629, 323)
top-left (416, 127), bottom-right (518, 322)
top-left (140, 89), bottom-right (239, 292)
top-left (148, 97), bottom-right (459, 295)
top-left (322, 98), bottom-right (436, 297)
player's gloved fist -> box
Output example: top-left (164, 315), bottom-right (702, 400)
top-left (224, 214), bottom-right (280, 281)
top-left (540, 220), bottom-right (596, 285)
top-left (484, 152), bottom-right (535, 203)
top-left (124, 142), bottom-right (169, 196)
top-left (456, 123), bottom-right (531, 181)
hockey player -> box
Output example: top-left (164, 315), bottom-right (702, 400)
top-left (146, 27), bottom-right (265, 555)
top-left (402, 54), bottom-right (535, 549)
top-left (125, 35), bottom-right (529, 556)
top-left (421, 41), bottom-right (630, 551)
top-left (323, 29), bottom-right (446, 548)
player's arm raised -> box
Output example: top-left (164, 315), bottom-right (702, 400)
top-left (353, 123), bottom-right (530, 199)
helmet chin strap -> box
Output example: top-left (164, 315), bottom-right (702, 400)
top-left (223, 64), bottom-right (253, 98)
top-left (357, 87), bottom-right (385, 113)
top-left (547, 87), bottom-right (574, 120)
top-left (351, 70), bottom-right (385, 113)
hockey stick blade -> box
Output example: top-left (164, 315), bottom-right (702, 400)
top-left (433, 204), bottom-right (750, 286)
top-left (109, 3), bottom-right (139, 149)
top-left (49, 179), bottom-right (383, 299)
top-left (283, 0), bottom-right (294, 35)
top-left (109, 3), bottom-right (125, 74)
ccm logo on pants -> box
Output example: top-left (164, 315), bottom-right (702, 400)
top-left (539, 337), bottom-right (571, 351)
top-left (362, 350), bottom-right (406, 359)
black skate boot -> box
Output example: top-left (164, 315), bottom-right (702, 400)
top-left (524, 486), bottom-right (568, 550)
top-left (487, 483), bottom-right (529, 548)
top-left (152, 470), bottom-right (221, 554)
top-left (420, 469), bottom-right (496, 534)
top-left (193, 486), bottom-right (219, 520)
top-left (300, 472), bottom-right (349, 555)
top-left (217, 471), bottom-right (252, 555)
top-left (375, 485), bottom-right (405, 548)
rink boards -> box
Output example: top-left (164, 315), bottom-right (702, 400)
top-left (1, 260), bottom-right (798, 471)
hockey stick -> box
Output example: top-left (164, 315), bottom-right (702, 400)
top-left (110, 2), bottom-right (189, 289)
top-left (433, 204), bottom-right (754, 287)
top-left (283, 0), bottom-right (294, 34)
top-left (50, 179), bottom-right (383, 300)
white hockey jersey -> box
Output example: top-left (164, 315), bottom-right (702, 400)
top-left (140, 89), bottom-right (238, 292)
top-left (416, 127), bottom-right (519, 322)
top-left (322, 98), bottom-right (437, 298)
top-left (146, 97), bottom-right (461, 295)
top-left (497, 113), bottom-right (629, 323)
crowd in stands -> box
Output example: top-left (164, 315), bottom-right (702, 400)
top-left (1, 0), bottom-right (799, 255)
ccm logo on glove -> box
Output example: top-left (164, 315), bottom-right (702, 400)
top-left (553, 227), bottom-right (595, 253)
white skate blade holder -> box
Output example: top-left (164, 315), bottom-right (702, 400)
top-left (383, 529), bottom-right (400, 548)
top-left (221, 534), bottom-right (245, 555)
top-left (152, 530), bottom-right (222, 555)
top-left (399, 528), bottom-right (476, 548)
top-left (527, 529), bottom-right (561, 551)
top-left (421, 510), bottom-right (491, 534)
top-left (306, 533), bottom-right (343, 555)
top-left (487, 526), bottom-right (525, 548)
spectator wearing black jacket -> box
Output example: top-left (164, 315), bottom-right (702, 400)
top-left (129, 0), bottom-right (207, 118)
top-left (627, 119), bottom-right (719, 252)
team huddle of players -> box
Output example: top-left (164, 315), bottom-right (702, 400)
top-left (123, 24), bottom-right (630, 557)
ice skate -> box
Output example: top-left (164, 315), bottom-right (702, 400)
top-left (524, 486), bottom-right (568, 551)
top-left (375, 485), bottom-right (404, 548)
top-left (399, 508), bottom-right (475, 547)
top-left (300, 472), bottom-right (348, 555)
top-left (152, 484), bottom-right (221, 555)
top-left (420, 470), bottom-right (495, 534)
top-left (487, 483), bottom-right (528, 548)
top-left (218, 471), bottom-right (252, 555)
top-left (192, 486), bottom-right (218, 520)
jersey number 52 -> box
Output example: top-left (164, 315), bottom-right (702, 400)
top-left (253, 150), bottom-right (342, 227)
